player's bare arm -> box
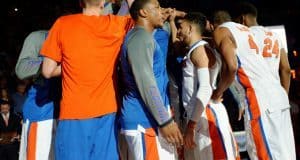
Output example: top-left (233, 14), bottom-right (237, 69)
top-left (42, 57), bottom-right (61, 79)
top-left (212, 27), bottom-right (237, 101)
top-left (279, 48), bottom-right (291, 93)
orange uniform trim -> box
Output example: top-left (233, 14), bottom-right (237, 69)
top-left (237, 68), bottom-right (261, 119)
top-left (206, 107), bottom-right (227, 160)
top-left (27, 122), bottom-right (38, 160)
top-left (237, 67), bottom-right (271, 160)
top-left (144, 128), bottom-right (159, 160)
top-left (250, 120), bottom-right (271, 160)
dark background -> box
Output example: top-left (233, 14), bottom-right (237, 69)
top-left (1, 2), bottom-right (299, 103)
top-left (1, 0), bottom-right (300, 66)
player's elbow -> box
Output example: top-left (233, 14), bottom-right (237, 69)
top-left (227, 62), bottom-right (238, 76)
top-left (42, 58), bottom-right (56, 79)
top-left (281, 65), bottom-right (291, 75)
top-left (42, 65), bottom-right (53, 79)
top-left (15, 67), bottom-right (25, 80)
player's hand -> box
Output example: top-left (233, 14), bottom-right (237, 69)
top-left (211, 90), bottom-right (223, 102)
top-left (168, 8), bottom-right (177, 22)
top-left (159, 121), bottom-right (183, 147)
top-left (161, 8), bottom-right (173, 22)
top-left (175, 10), bottom-right (186, 18)
top-left (184, 120), bottom-right (196, 149)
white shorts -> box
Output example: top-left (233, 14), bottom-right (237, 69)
top-left (119, 125), bottom-right (176, 160)
top-left (245, 108), bottom-right (296, 160)
top-left (184, 102), bottom-right (240, 160)
top-left (19, 119), bottom-right (56, 160)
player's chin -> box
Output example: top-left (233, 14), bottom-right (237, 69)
top-left (156, 22), bottom-right (164, 28)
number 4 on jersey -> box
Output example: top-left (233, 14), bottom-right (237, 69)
top-left (248, 35), bottom-right (259, 54)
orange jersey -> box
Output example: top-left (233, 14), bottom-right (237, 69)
top-left (41, 14), bottom-right (133, 119)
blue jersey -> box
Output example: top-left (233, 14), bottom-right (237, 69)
top-left (120, 27), bottom-right (171, 130)
top-left (23, 78), bottom-right (60, 122)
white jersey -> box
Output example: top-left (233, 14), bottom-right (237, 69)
top-left (219, 22), bottom-right (289, 118)
top-left (250, 26), bottom-right (283, 81)
top-left (182, 40), bottom-right (221, 114)
top-left (182, 40), bottom-right (239, 160)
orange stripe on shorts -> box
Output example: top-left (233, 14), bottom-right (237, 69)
top-left (206, 107), bottom-right (227, 159)
top-left (27, 122), bottom-right (38, 160)
top-left (144, 128), bottom-right (159, 160)
top-left (238, 67), bottom-right (271, 159)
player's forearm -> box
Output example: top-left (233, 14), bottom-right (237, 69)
top-left (190, 68), bottom-right (212, 122)
top-left (132, 68), bottom-right (172, 126)
top-left (280, 69), bottom-right (291, 94)
top-left (213, 64), bottom-right (236, 99)
top-left (279, 49), bottom-right (291, 94)
top-left (169, 20), bottom-right (178, 43)
top-left (42, 57), bottom-right (61, 79)
top-left (175, 10), bottom-right (186, 18)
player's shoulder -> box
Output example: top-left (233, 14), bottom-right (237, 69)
top-left (108, 14), bottom-right (131, 22)
top-left (129, 27), bottom-right (152, 41)
top-left (25, 30), bottom-right (48, 42)
top-left (214, 25), bottom-right (232, 39)
top-left (28, 30), bottom-right (48, 37)
top-left (126, 27), bottom-right (154, 48)
top-left (56, 14), bottom-right (82, 23)
top-left (59, 14), bottom-right (79, 19)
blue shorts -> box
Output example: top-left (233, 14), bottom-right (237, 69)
top-left (55, 113), bottom-right (119, 160)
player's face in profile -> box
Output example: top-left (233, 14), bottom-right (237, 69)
top-left (145, 0), bottom-right (164, 27)
top-left (177, 20), bottom-right (190, 44)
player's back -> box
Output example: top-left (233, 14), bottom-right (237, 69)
top-left (219, 22), bottom-right (269, 84)
top-left (250, 26), bottom-right (282, 81)
top-left (219, 22), bottom-right (289, 117)
top-left (41, 14), bottom-right (133, 119)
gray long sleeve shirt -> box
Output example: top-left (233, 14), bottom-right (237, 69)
top-left (15, 30), bottom-right (47, 80)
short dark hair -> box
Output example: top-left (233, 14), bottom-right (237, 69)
top-left (183, 12), bottom-right (207, 34)
top-left (231, 2), bottom-right (258, 20)
top-left (129, 0), bottom-right (151, 21)
top-left (212, 10), bottom-right (231, 26)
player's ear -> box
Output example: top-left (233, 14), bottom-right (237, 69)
top-left (188, 23), bottom-right (193, 34)
top-left (139, 8), bottom-right (148, 18)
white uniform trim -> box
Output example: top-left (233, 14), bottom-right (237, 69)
top-left (18, 119), bottom-right (56, 160)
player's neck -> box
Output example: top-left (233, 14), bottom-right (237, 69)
top-left (136, 19), bottom-right (155, 33)
top-left (83, 6), bottom-right (105, 16)
top-left (246, 21), bottom-right (258, 27)
top-left (188, 35), bottom-right (202, 47)
top-left (251, 21), bottom-right (259, 27)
